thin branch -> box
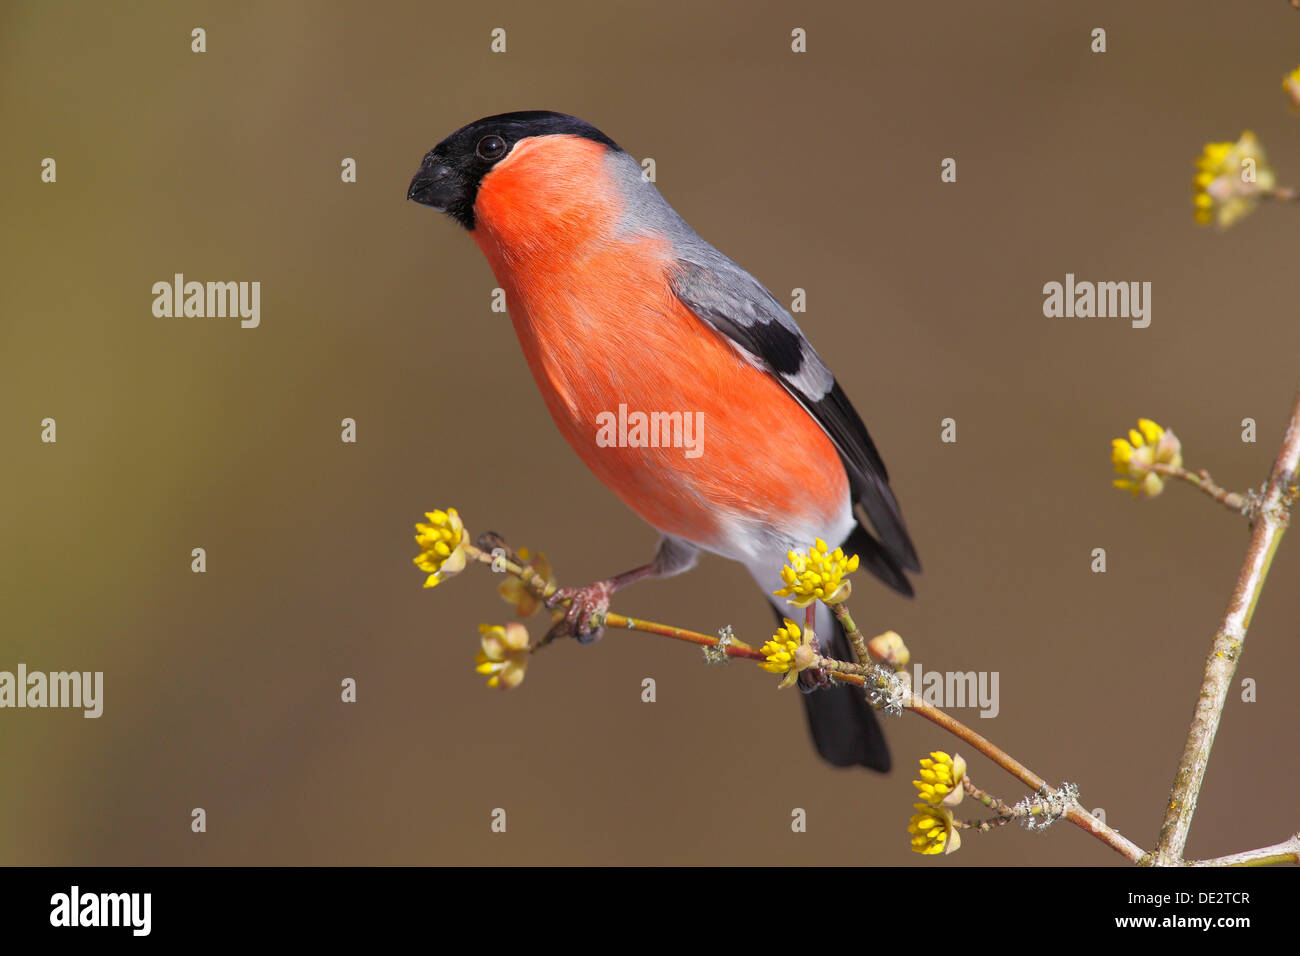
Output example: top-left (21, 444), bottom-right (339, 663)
top-left (907, 687), bottom-right (1146, 861)
top-left (1186, 832), bottom-right (1300, 867)
top-left (956, 814), bottom-right (1017, 834)
top-left (832, 602), bottom-right (872, 665)
top-left (606, 611), bottom-right (762, 659)
top-left (1149, 462), bottom-right (1251, 514)
top-left (957, 780), bottom-right (1034, 832)
top-left (1152, 387), bottom-right (1300, 866)
top-left (964, 778), bottom-right (1018, 816)
top-left (466, 528), bottom-right (1149, 861)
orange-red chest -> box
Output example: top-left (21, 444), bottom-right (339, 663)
top-left (469, 139), bottom-right (849, 554)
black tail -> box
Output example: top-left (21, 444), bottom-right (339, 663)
top-left (772, 604), bottom-right (891, 772)
top-left (844, 522), bottom-right (913, 598)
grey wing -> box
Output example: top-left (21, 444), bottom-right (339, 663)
top-left (670, 251), bottom-right (920, 587)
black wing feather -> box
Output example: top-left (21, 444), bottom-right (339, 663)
top-left (671, 257), bottom-right (920, 586)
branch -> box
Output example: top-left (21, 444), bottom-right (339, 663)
top-left (1186, 832), bottom-right (1300, 867)
top-left (1152, 387), bottom-right (1300, 865)
top-left (617, 584), bottom-right (1147, 862)
top-left (1149, 462), bottom-right (1251, 514)
top-left (908, 688), bottom-right (1146, 861)
top-left (463, 529), bottom-right (1150, 860)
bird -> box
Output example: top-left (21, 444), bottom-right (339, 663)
top-left (408, 111), bottom-right (919, 771)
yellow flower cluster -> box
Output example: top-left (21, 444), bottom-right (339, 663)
top-left (908, 751), bottom-right (966, 855)
top-left (1193, 131), bottom-right (1275, 228)
top-left (1283, 65), bottom-right (1300, 110)
top-left (913, 751), bottom-right (967, 806)
top-left (497, 548), bottom-right (555, 617)
top-left (908, 804), bottom-right (961, 856)
top-left (758, 618), bottom-right (812, 689)
top-left (475, 622), bottom-right (530, 690)
top-left (774, 538), bottom-right (859, 607)
top-left (413, 508), bottom-right (468, 589)
top-left (1111, 418), bottom-right (1182, 498)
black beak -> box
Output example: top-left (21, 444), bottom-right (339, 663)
top-left (407, 161), bottom-right (460, 209)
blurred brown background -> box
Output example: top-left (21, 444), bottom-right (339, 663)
top-left (2, 0), bottom-right (1297, 866)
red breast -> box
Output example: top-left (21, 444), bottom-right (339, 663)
top-left (471, 136), bottom-right (849, 553)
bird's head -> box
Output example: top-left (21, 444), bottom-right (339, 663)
top-left (408, 110), bottom-right (631, 256)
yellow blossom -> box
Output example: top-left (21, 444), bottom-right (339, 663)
top-left (1284, 65), bottom-right (1300, 110)
top-left (1111, 418), bottom-right (1182, 498)
top-left (774, 538), bottom-right (859, 607)
top-left (497, 550), bottom-right (555, 617)
top-left (413, 508), bottom-right (469, 589)
top-left (1193, 131), bottom-right (1276, 227)
top-left (908, 803), bottom-right (961, 856)
top-left (758, 618), bottom-right (811, 688)
top-left (913, 751), bottom-right (966, 807)
top-left (475, 622), bottom-right (530, 689)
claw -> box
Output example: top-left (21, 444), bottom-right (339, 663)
top-left (797, 630), bottom-right (833, 692)
top-left (545, 580), bottom-right (615, 644)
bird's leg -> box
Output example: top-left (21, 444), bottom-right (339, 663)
top-left (546, 536), bottom-right (699, 644)
top-left (798, 607), bottom-right (835, 692)
top-left (798, 666), bottom-right (835, 693)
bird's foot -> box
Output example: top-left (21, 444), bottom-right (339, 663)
top-left (797, 633), bottom-right (834, 692)
top-left (545, 580), bottom-right (615, 644)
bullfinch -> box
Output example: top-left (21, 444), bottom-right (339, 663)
top-left (408, 111), bottom-right (919, 771)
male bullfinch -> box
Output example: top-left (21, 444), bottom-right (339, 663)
top-left (408, 111), bottom-right (920, 771)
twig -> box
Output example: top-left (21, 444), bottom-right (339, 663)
top-left (1149, 462), bottom-right (1251, 514)
top-left (832, 602), bottom-right (871, 665)
top-left (964, 778), bottom-right (1018, 816)
top-left (606, 611), bottom-right (762, 659)
top-left (1186, 831), bottom-right (1300, 867)
top-left (907, 688), bottom-right (1146, 861)
top-left (1190, 832), bottom-right (1300, 868)
top-left (466, 530), bottom-right (1150, 860)
top-left (1152, 387), bottom-right (1300, 866)
top-left (956, 814), bottom-right (1018, 834)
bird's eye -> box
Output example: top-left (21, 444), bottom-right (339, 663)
top-left (475, 135), bottom-right (508, 161)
